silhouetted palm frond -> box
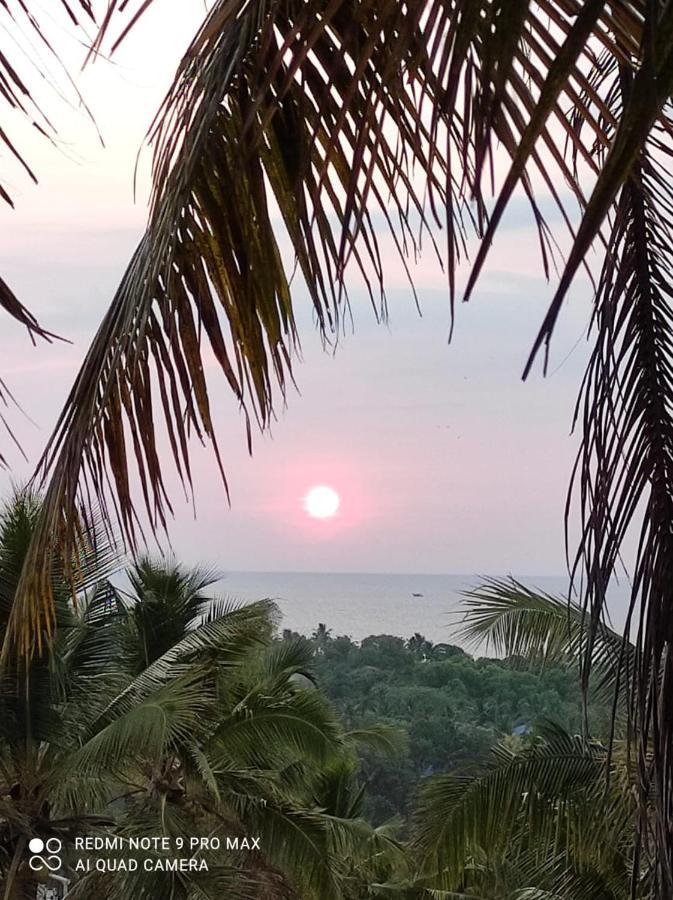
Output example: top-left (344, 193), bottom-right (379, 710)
top-left (15, 0), bottom-right (662, 629)
top-left (571, 119), bottom-right (673, 896)
top-left (0, 1), bottom-right (102, 463)
top-left (1, 0), bottom-right (96, 205)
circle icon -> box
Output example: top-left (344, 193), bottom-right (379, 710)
top-left (28, 837), bottom-right (62, 873)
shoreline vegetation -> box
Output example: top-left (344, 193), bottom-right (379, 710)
top-left (281, 623), bottom-right (612, 826)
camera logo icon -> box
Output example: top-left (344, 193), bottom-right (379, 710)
top-left (28, 837), bottom-right (63, 873)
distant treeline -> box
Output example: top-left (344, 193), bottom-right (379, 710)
top-left (279, 627), bottom-right (611, 824)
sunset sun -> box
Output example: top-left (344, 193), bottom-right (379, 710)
top-left (304, 485), bottom-right (340, 519)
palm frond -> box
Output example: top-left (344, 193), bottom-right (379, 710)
top-left (246, 803), bottom-right (342, 900)
top-left (344, 724), bottom-right (407, 757)
top-left (413, 724), bottom-right (626, 894)
top-left (71, 671), bottom-right (211, 774)
top-left (1, 0), bottom-right (95, 206)
top-left (82, 597), bottom-right (273, 734)
top-left (459, 577), bottom-right (631, 702)
top-left (0, 2), bottom-right (104, 465)
top-left (568, 101), bottom-right (673, 891)
top-left (0, 277), bottom-right (53, 352)
top-left (12, 0), bottom-right (664, 654)
top-left (213, 686), bottom-right (342, 766)
top-left (123, 555), bottom-right (226, 667)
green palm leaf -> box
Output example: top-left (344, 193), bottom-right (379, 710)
top-left (414, 724), bottom-right (629, 895)
top-left (458, 577), bottom-right (632, 702)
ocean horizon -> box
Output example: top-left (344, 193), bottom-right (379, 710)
top-left (216, 571), bottom-right (632, 645)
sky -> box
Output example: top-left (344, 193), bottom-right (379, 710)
top-left (0, 2), bottom-right (597, 576)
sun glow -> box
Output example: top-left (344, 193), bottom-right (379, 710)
top-left (304, 485), bottom-right (340, 519)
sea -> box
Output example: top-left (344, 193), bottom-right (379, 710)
top-left (217, 571), bottom-right (633, 646)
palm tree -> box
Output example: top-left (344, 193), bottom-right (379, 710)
top-left (0, 488), bottom-right (121, 899)
top-left (413, 579), bottom-right (645, 898)
top-left (121, 556), bottom-right (235, 670)
top-left (103, 563), bottom-right (410, 899)
top-left (312, 624), bottom-right (333, 655)
top-left (1, 492), bottom-right (400, 898)
top-left (406, 634), bottom-right (434, 660)
top-left (4, 3), bottom-right (673, 892)
top-left (415, 722), bottom-right (637, 899)
top-left (311, 756), bottom-right (411, 899)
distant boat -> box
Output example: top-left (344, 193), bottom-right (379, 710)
top-left (411, 592), bottom-right (423, 598)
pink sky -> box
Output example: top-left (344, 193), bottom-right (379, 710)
top-left (0, 3), bottom-right (596, 575)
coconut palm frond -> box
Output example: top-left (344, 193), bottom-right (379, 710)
top-left (248, 802), bottom-right (343, 900)
top-left (0, 275), bottom-right (56, 469)
top-left (11, 0), bottom-right (656, 651)
top-left (1, 0), bottom-right (95, 206)
top-left (0, 2), bottom-right (103, 465)
top-left (261, 635), bottom-right (317, 684)
top-left (214, 686), bottom-right (342, 766)
top-left (414, 724), bottom-right (634, 897)
top-left (459, 578), bottom-right (631, 700)
top-left (569, 111), bottom-right (673, 890)
top-left (0, 278), bottom-right (52, 341)
top-left (344, 724), bottom-right (408, 757)
top-left (71, 671), bottom-right (212, 775)
top-left (82, 598), bottom-right (274, 734)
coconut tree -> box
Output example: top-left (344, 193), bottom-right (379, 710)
top-left (415, 722), bottom-right (638, 900)
top-left (406, 635), bottom-right (434, 661)
top-left (88, 559), bottom-right (412, 900)
top-left (412, 579), bottom-right (645, 899)
top-left (4, 2), bottom-right (673, 892)
top-left (1, 493), bottom-right (402, 899)
top-left (0, 488), bottom-right (122, 899)
top-left (0, 489), bottom-right (279, 898)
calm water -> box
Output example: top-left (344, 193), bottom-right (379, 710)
top-left (217, 571), bottom-right (632, 645)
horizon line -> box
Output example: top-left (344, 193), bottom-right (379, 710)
top-left (219, 569), bottom-right (572, 579)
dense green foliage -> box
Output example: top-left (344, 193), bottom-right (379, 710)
top-left (281, 627), bottom-right (612, 825)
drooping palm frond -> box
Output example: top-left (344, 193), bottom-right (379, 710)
top-left (69, 670), bottom-right (212, 776)
top-left (11, 0), bottom-right (661, 644)
top-left (0, 2), bottom-right (105, 466)
top-left (1, 0), bottom-right (96, 206)
top-left (0, 275), bottom-right (57, 469)
top-left (215, 681), bottom-right (343, 766)
top-left (568, 127), bottom-right (673, 892)
top-left (343, 723), bottom-right (407, 757)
